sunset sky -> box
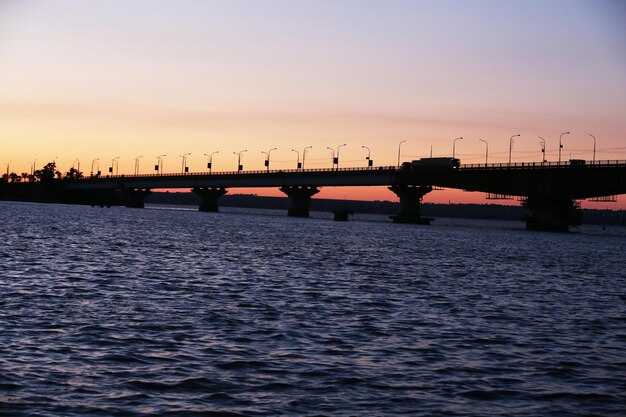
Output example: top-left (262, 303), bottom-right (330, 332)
top-left (1, 0), bottom-right (625, 207)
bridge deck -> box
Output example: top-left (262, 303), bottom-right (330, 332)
top-left (63, 160), bottom-right (626, 200)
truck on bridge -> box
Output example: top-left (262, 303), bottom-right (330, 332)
top-left (402, 157), bottom-right (461, 171)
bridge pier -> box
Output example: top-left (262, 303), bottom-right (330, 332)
top-left (193, 186), bottom-right (228, 212)
top-left (523, 196), bottom-right (581, 232)
top-left (279, 186), bottom-right (320, 217)
top-left (90, 189), bottom-right (116, 208)
top-left (123, 188), bottom-right (151, 208)
top-left (388, 185), bottom-right (433, 224)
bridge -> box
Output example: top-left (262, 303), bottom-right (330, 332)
top-left (61, 159), bottom-right (626, 231)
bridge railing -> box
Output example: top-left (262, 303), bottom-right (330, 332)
top-left (75, 160), bottom-right (626, 180)
top-left (459, 160), bottom-right (626, 170)
top-left (80, 166), bottom-right (399, 180)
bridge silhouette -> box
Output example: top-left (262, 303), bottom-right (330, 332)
top-left (61, 159), bottom-right (626, 231)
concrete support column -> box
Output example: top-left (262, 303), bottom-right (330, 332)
top-left (279, 185), bottom-right (320, 217)
top-left (388, 184), bottom-right (433, 224)
top-left (123, 188), bottom-right (151, 208)
top-left (90, 189), bottom-right (116, 208)
top-left (523, 196), bottom-right (581, 232)
top-left (193, 186), bottom-right (228, 212)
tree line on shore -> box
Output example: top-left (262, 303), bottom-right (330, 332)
top-left (0, 162), bottom-right (84, 184)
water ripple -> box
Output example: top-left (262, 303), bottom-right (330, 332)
top-left (0, 202), bottom-right (625, 416)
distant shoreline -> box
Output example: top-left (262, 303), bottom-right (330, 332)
top-left (145, 191), bottom-right (626, 226)
top-left (2, 186), bottom-right (623, 225)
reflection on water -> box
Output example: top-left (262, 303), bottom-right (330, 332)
top-left (1, 201), bottom-right (625, 416)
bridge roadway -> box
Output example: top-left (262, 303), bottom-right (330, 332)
top-left (64, 160), bottom-right (626, 231)
top-left (67, 166), bottom-right (399, 189)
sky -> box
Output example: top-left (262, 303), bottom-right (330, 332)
top-left (1, 0), bottom-right (625, 207)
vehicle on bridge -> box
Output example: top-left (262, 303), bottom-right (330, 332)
top-left (401, 157), bottom-right (461, 171)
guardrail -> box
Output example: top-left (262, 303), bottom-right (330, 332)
top-left (80, 166), bottom-right (399, 180)
top-left (460, 160), bottom-right (626, 170)
top-left (72, 160), bottom-right (626, 181)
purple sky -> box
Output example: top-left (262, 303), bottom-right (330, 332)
top-left (1, 0), bottom-right (624, 204)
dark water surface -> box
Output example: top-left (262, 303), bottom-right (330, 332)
top-left (1, 201), bottom-right (625, 416)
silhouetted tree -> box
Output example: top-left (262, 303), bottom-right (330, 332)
top-left (64, 167), bottom-right (83, 179)
top-left (34, 162), bottom-right (61, 182)
top-left (8, 172), bottom-right (20, 183)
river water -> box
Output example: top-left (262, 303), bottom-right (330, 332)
top-left (1, 201), bottom-right (625, 416)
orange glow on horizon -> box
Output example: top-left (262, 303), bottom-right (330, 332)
top-left (1, 1), bottom-right (624, 210)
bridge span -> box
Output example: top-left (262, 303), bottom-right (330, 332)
top-left (63, 160), bottom-right (626, 231)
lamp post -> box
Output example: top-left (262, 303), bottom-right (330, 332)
top-left (326, 143), bottom-right (346, 169)
top-left (234, 150), bottom-right (247, 172)
top-left (111, 157), bottom-right (119, 175)
top-left (91, 158), bottom-right (99, 176)
top-left (361, 145), bottom-right (372, 168)
top-left (538, 137), bottom-right (546, 163)
top-left (134, 156), bottom-right (143, 175)
top-left (479, 139), bottom-right (488, 165)
top-left (31, 159), bottom-right (37, 176)
top-left (327, 144), bottom-right (346, 170)
top-left (452, 137), bottom-right (463, 159)
top-left (508, 134), bottom-right (520, 165)
top-left (558, 131), bottom-right (570, 164)
top-left (204, 151), bottom-right (219, 173)
top-left (588, 133), bottom-right (596, 163)
top-left (73, 158), bottom-right (80, 174)
top-left (326, 147), bottom-right (335, 169)
top-left (5, 161), bottom-right (10, 178)
top-left (337, 144), bottom-right (346, 169)
top-left (179, 153), bottom-right (191, 174)
top-left (261, 147), bottom-right (277, 172)
top-left (302, 146), bottom-right (312, 170)
top-left (291, 149), bottom-right (300, 169)
top-left (156, 154), bottom-right (166, 174)
top-left (397, 140), bottom-right (406, 167)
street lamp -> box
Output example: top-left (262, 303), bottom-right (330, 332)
top-left (588, 133), bottom-right (596, 163)
top-left (337, 144), bottom-right (346, 169)
top-left (179, 153), bottom-right (191, 174)
top-left (302, 146), bottom-right (312, 170)
top-left (31, 159), bottom-right (37, 176)
top-left (508, 134), bottom-right (520, 165)
top-left (234, 150), bottom-right (247, 172)
top-left (397, 140), bottom-right (406, 167)
top-left (204, 151), bottom-right (219, 173)
top-left (91, 158), bottom-right (99, 176)
top-left (538, 137), bottom-right (546, 163)
top-left (559, 131), bottom-right (570, 164)
top-left (327, 144), bottom-right (346, 170)
top-left (326, 147), bottom-right (335, 169)
top-left (452, 137), bottom-right (463, 159)
top-left (73, 158), bottom-right (80, 174)
top-left (5, 161), bottom-right (10, 178)
top-left (134, 156), bottom-right (143, 175)
top-left (111, 157), bottom-right (119, 175)
top-left (479, 139), bottom-right (488, 165)
top-left (291, 149), bottom-right (300, 169)
top-left (361, 145), bottom-right (372, 167)
top-left (156, 154), bottom-right (166, 174)
top-left (261, 147), bottom-right (277, 172)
